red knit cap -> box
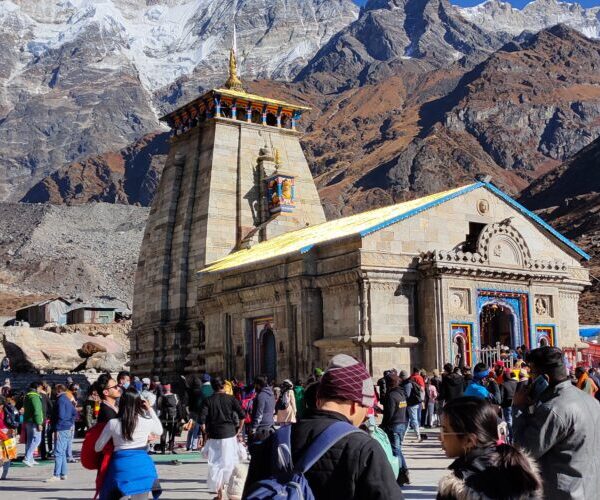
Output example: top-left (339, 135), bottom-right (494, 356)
top-left (317, 354), bottom-right (375, 407)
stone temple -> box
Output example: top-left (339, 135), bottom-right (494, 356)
top-left (131, 51), bottom-right (591, 381)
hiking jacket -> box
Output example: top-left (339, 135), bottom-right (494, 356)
top-left (440, 373), bottom-right (464, 403)
top-left (381, 386), bottom-right (408, 428)
top-left (250, 386), bottom-right (275, 432)
top-left (23, 391), bottom-right (43, 426)
top-left (244, 409), bottom-right (404, 499)
top-left (513, 380), bottom-right (600, 500)
top-left (437, 445), bottom-right (542, 499)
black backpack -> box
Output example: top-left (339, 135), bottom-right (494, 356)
top-left (275, 390), bottom-right (290, 411)
top-left (406, 380), bottom-right (423, 406)
top-left (3, 402), bottom-right (18, 429)
top-left (161, 394), bottom-right (179, 420)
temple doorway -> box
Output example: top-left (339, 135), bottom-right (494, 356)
top-left (247, 318), bottom-right (277, 382)
top-left (260, 328), bottom-right (277, 382)
top-left (479, 303), bottom-right (514, 348)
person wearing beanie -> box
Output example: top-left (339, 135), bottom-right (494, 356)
top-left (513, 346), bottom-right (600, 500)
top-left (381, 372), bottom-right (411, 486)
top-left (244, 354), bottom-right (404, 499)
top-left (399, 370), bottom-right (423, 442)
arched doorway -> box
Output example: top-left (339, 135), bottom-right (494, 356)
top-left (260, 327), bottom-right (277, 382)
top-left (480, 303), bottom-right (514, 348)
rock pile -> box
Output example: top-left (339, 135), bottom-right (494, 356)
top-left (0, 202), bottom-right (149, 306)
top-left (0, 321), bottom-right (131, 373)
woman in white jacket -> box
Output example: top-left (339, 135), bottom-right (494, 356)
top-left (275, 379), bottom-right (297, 424)
top-left (95, 387), bottom-right (163, 500)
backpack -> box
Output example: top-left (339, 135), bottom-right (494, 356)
top-left (161, 393), bottom-right (179, 420)
top-left (2, 403), bottom-right (18, 429)
top-left (406, 380), bottom-right (423, 406)
top-left (245, 421), bottom-right (361, 500)
top-left (275, 391), bottom-right (290, 412)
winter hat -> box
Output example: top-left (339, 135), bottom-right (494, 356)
top-left (201, 373), bottom-right (211, 383)
top-left (142, 377), bottom-right (151, 386)
top-left (317, 354), bottom-right (375, 408)
top-left (399, 370), bottom-right (409, 379)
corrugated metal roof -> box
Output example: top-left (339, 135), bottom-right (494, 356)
top-left (199, 184), bottom-right (474, 274)
top-left (15, 297), bottom-right (71, 312)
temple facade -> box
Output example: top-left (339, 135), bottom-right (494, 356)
top-left (131, 54), bottom-right (591, 381)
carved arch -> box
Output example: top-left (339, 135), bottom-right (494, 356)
top-left (476, 220), bottom-right (532, 268)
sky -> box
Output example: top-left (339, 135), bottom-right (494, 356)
top-left (354, 0), bottom-right (600, 7)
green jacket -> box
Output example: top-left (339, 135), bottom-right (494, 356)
top-left (23, 391), bottom-right (44, 426)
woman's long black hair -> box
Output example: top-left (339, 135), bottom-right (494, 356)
top-left (118, 387), bottom-right (145, 441)
top-left (442, 397), bottom-right (541, 492)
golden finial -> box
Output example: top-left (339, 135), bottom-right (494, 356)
top-left (224, 26), bottom-right (244, 92)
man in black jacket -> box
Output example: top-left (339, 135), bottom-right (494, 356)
top-left (244, 355), bottom-right (403, 499)
top-left (500, 370), bottom-right (518, 441)
top-left (439, 363), bottom-right (464, 406)
top-left (381, 372), bottom-right (410, 486)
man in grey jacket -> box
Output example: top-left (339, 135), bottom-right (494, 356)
top-left (250, 376), bottom-right (275, 441)
top-left (513, 346), bottom-right (600, 500)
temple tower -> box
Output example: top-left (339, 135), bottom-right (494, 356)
top-left (131, 51), bottom-right (326, 376)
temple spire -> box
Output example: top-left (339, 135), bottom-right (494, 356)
top-left (224, 25), bottom-right (244, 92)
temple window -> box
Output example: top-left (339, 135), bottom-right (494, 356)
top-left (221, 104), bottom-right (232, 118)
top-left (281, 114), bottom-right (291, 129)
top-left (266, 112), bottom-right (278, 127)
top-left (251, 109), bottom-right (262, 124)
top-left (465, 222), bottom-right (486, 253)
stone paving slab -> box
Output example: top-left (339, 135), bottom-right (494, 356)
top-left (0, 430), bottom-right (450, 499)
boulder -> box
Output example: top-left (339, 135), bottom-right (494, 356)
top-left (85, 352), bottom-right (127, 373)
top-left (79, 342), bottom-right (107, 357)
top-left (0, 324), bottom-right (129, 372)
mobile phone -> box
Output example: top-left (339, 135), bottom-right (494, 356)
top-left (530, 375), bottom-right (549, 401)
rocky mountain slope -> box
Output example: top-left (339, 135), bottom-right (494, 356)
top-left (458, 0), bottom-right (600, 39)
top-left (519, 136), bottom-right (600, 323)
top-left (21, 132), bottom-right (169, 206)
top-left (0, 0), bottom-right (358, 201)
top-left (0, 202), bottom-right (149, 306)
top-left (296, 0), bottom-right (511, 93)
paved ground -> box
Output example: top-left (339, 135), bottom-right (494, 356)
top-left (1, 429), bottom-right (450, 499)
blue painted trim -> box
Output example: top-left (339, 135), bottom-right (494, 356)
top-left (359, 183), bottom-right (484, 238)
top-left (482, 182), bottom-right (590, 260)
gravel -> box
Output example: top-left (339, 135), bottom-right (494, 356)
top-left (0, 202), bottom-right (149, 307)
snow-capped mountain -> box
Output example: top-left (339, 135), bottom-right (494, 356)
top-left (1, 0), bottom-right (358, 92)
top-left (458, 0), bottom-right (600, 39)
top-left (0, 0), bottom-right (358, 200)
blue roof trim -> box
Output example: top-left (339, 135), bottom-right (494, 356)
top-left (300, 244), bottom-right (313, 254)
top-left (482, 182), bottom-right (590, 261)
top-left (359, 183), bottom-right (484, 237)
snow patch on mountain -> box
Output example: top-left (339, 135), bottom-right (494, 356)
top-left (0, 0), bottom-right (359, 92)
top-left (458, 0), bottom-right (600, 39)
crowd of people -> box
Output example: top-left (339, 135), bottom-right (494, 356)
top-left (0, 346), bottom-right (600, 499)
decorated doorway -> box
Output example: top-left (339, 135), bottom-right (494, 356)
top-left (476, 290), bottom-right (530, 351)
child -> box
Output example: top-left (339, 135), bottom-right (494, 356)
top-left (438, 397), bottom-right (542, 499)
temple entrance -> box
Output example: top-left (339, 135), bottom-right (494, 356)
top-left (247, 317), bottom-right (277, 382)
top-left (260, 328), bottom-right (277, 382)
top-left (479, 303), bottom-right (514, 348)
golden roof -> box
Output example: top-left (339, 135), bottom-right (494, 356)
top-left (200, 184), bottom-right (473, 274)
